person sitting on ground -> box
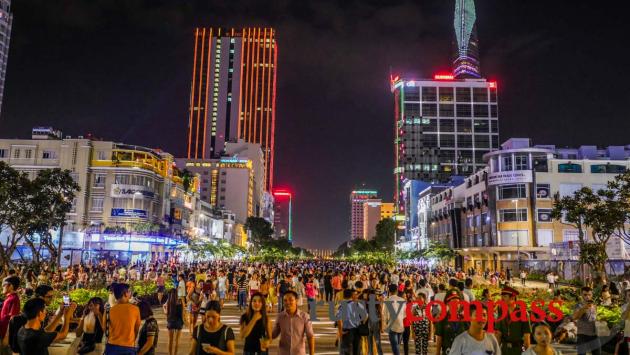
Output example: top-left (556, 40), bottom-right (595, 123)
top-left (16, 297), bottom-right (77, 355)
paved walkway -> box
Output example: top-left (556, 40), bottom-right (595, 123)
top-left (152, 299), bottom-right (578, 355)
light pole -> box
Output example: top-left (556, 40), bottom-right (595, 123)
top-left (512, 199), bottom-right (520, 274)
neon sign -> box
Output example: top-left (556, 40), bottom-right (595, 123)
top-left (434, 74), bottom-right (454, 80)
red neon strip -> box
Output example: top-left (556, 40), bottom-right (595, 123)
top-left (202, 28), bottom-right (213, 159)
top-left (195, 28), bottom-right (207, 159)
top-left (187, 28), bottom-right (199, 159)
top-left (269, 30), bottom-right (277, 191)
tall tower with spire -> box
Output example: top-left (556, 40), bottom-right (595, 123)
top-left (453, 0), bottom-right (481, 79)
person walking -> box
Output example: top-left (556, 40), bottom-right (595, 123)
top-left (272, 291), bottom-right (315, 355)
top-left (0, 275), bottom-right (21, 355)
top-left (336, 289), bottom-right (366, 355)
top-left (520, 270), bottom-right (527, 287)
top-left (383, 284), bottom-right (406, 355)
top-left (164, 288), bottom-right (184, 355)
top-left (365, 289), bottom-right (384, 355)
top-left (411, 292), bottom-right (430, 355)
top-left (104, 283), bottom-right (141, 355)
top-left (237, 270), bottom-right (249, 311)
top-left (187, 282), bottom-right (203, 334)
top-left (136, 301), bottom-right (158, 355)
top-left (448, 304), bottom-right (501, 355)
top-left (189, 301), bottom-right (235, 355)
top-left (495, 286), bottom-right (531, 355)
top-left (522, 323), bottom-right (561, 355)
top-left (240, 292), bottom-right (272, 355)
top-left (573, 286), bottom-right (601, 355)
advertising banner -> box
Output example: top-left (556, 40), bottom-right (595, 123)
top-left (487, 170), bottom-right (533, 186)
top-left (111, 208), bottom-right (147, 218)
top-left (110, 184), bottom-right (155, 198)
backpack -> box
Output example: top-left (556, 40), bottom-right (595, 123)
top-left (8, 313), bottom-right (27, 353)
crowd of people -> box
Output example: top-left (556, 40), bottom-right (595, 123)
top-left (0, 259), bottom-right (627, 355)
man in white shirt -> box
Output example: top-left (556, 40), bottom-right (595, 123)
top-left (463, 278), bottom-right (476, 302)
top-left (547, 272), bottom-right (556, 290)
top-left (383, 284), bottom-right (406, 355)
top-left (390, 272), bottom-right (399, 286)
top-left (416, 279), bottom-right (434, 301)
top-left (434, 284), bottom-right (447, 302)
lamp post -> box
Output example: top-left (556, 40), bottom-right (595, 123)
top-left (512, 199), bottom-right (521, 274)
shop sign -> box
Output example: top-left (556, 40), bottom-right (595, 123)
top-left (487, 170), bottom-right (533, 186)
top-left (111, 208), bottom-right (147, 218)
top-left (110, 184), bottom-right (155, 198)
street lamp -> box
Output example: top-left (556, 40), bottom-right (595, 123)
top-left (511, 199), bottom-right (521, 274)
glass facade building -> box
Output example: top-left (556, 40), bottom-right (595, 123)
top-left (391, 77), bottom-right (499, 211)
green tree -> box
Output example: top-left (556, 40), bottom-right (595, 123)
top-left (25, 169), bottom-right (80, 269)
top-left (181, 169), bottom-right (193, 193)
top-left (422, 241), bottom-right (458, 262)
top-left (606, 172), bottom-right (630, 245)
top-left (244, 217), bottom-right (274, 250)
top-left (0, 164), bottom-right (79, 271)
top-left (551, 186), bottom-right (624, 285)
top-left (0, 162), bottom-right (30, 270)
top-left (373, 218), bottom-right (398, 251)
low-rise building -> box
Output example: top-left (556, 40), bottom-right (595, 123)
top-left (0, 128), bottom-right (239, 264)
top-left (430, 138), bottom-right (630, 273)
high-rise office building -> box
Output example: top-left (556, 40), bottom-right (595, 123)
top-left (349, 190), bottom-right (378, 240)
top-left (453, 0), bottom-right (481, 79)
top-left (273, 189), bottom-right (292, 242)
top-left (390, 0), bottom-right (497, 213)
top-left (362, 199), bottom-right (382, 240)
top-left (0, 0), bottom-right (12, 117)
top-left (187, 27), bottom-right (277, 191)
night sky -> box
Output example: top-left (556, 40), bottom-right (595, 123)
top-left (2, 1), bottom-right (629, 249)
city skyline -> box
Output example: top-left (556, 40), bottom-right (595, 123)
top-left (1, 1), bottom-right (629, 249)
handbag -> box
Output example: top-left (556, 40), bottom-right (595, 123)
top-left (357, 321), bottom-right (370, 336)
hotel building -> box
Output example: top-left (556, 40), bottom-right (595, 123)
top-left (187, 27), bottom-right (277, 191)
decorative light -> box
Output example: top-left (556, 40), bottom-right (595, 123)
top-left (489, 81), bottom-right (497, 89)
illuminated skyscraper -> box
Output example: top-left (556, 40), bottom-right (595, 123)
top-left (453, 0), bottom-right (481, 79)
top-left (273, 189), bottom-right (292, 242)
top-left (390, 0), bottom-right (497, 214)
top-left (0, 0), bottom-right (12, 117)
top-left (349, 190), bottom-right (378, 240)
top-left (187, 28), bottom-right (277, 191)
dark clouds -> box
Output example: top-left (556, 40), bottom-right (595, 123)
top-left (2, 1), bottom-right (629, 249)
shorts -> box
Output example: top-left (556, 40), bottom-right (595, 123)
top-left (167, 319), bottom-right (184, 330)
top-left (157, 285), bottom-right (165, 293)
top-left (218, 290), bottom-right (226, 299)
